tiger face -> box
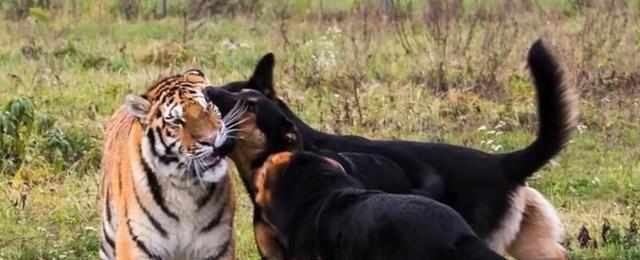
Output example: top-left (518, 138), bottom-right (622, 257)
top-left (124, 69), bottom-right (242, 186)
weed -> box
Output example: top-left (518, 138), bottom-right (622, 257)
top-left (0, 98), bottom-right (96, 175)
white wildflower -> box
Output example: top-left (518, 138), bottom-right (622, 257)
top-left (221, 39), bottom-right (237, 51)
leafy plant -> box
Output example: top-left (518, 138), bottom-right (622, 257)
top-left (0, 98), bottom-right (35, 169)
top-left (0, 98), bottom-right (95, 174)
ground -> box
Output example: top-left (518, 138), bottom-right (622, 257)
top-left (1, 1), bottom-right (640, 259)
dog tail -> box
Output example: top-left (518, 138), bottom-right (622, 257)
top-left (453, 236), bottom-right (506, 260)
top-left (502, 39), bottom-right (578, 183)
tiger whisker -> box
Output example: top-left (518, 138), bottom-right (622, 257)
top-left (220, 129), bottom-right (239, 140)
top-left (226, 106), bottom-right (247, 122)
top-left (227, 126), bottom-right (251, 133)
top-left (222, 100), bottom-right (243, 122)
top-left (223, 110), bottom-right (243, 124)
top-left (221, 103), bottom-right (240, 123)
top-left (224, 132), bottom-right (240, 137)
top-left (222, 100), bottom-right (247, 124)
top-left (223, 129), bottom-right (243, 134)
top-left (223, 109), bottom-right (247, 128)
top-left (224, 118), bottom-right (249, 130)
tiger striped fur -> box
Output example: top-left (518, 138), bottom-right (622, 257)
top-left (99, 70), bottom-right (243, 260)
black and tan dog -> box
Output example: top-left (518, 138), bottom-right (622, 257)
top-left (207, 86), bottom-right (424, 259)
top-left (213, 40), bottom-right (576, 259)
top-left (254, 151), bottom-right (505, 260)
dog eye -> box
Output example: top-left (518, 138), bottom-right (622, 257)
top-left (285, 133), bottom-right (296, 144)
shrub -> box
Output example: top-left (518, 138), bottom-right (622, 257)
top-left (0, 98), bottom-right (96, 175)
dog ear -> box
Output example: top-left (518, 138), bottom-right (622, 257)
top-left (248, 53), bottom-right (277, 100)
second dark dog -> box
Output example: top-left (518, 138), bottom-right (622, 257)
top-left (254, 151), bottom-right (506, 260)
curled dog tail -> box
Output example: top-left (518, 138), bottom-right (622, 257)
top-left (502, 39), bottom-right (579, 183)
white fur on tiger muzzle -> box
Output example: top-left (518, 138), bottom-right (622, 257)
top-left (185, 101), bottom-right (246, 185)
top-left (195, 156), bottom-right (228, 183)
top-left (187, 130), bottom-right (230, 184)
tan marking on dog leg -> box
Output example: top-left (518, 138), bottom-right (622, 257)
top-left (255, 221), bottom-right (285, 260)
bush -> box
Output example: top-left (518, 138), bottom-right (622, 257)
top-left (0, 98), bottom-right (97, 175)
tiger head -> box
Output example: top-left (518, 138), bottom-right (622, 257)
top-left (124, 69), bottom-right (243, 186)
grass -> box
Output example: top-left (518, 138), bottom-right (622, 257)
top-left (1, 1), bottom-right (640, 259)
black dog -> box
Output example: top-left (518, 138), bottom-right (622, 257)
top-left (213, 40), bottom-right (576, 258)
top-left (254, 151), bottom-right (506, 260)
top-left (319, 150), bottom-right (415, 194)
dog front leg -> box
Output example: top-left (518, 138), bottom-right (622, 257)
top-left (254, 218), bottom-right (287, 260)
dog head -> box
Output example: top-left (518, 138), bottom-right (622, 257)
top-left (254, 152), bottom-right (293, 214)
top-left (205, 86), bottom-right (302, 192)
top-left (253, 151), bottom-right (348, 228)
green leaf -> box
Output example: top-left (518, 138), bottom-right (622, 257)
top-left (0, 113), bottom-right (16, 136)
top-left (8, 98), bottom-right (34, 125)
top-left (28, 7), bottom-right (51, 23)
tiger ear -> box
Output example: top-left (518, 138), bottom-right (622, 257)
top-left (184, 69), bottom-right (208, 84)
top-left (125, 94), bottom-right (151, 120)
top-left (248, 53), bottom-right (276, 100)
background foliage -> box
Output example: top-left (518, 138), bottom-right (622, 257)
top-left (1, 0), bottom-right (639, 259)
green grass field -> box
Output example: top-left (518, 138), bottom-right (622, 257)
top-left (1, 1), bottom-right (640, 259)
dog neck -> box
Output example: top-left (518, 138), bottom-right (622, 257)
top-left (274, 99), bottom-right (329, 146)
top-left (280, 187), bottom-right (370, 259)
top-left (275, 189), bottom-right (342, 259)
top-left (271, 172), bottom-right (359, 245)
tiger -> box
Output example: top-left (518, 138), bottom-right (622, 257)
top-left (99, 69), bottom-right (245, 260)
